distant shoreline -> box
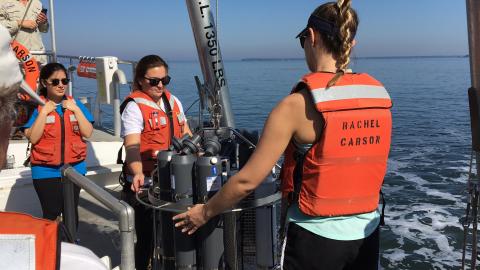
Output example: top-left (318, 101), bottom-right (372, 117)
top-left (241, 55), bottom-right (469, 61)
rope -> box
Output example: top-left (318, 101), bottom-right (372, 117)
top-left (462, 151), bottom-right (475, 269)
top-left (462, 150), bottom-right (480, 269)
top-left (471, 186), bottom-right (479, 269)
top-left (152, 208), bottom-right (160, 270)
top-left (13, 0), bottom-right (35, 42)
top-left (211, 0), bottom-right (222, 129)
top-left (216, 0), bottom-right (219, 70)
top-left (184, 98), bottom-right (200, 114)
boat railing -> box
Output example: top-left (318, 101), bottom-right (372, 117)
top-left (62, 165), bottom-right (135, 270)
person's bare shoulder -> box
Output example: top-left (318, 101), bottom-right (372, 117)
top-left (265, 92), bottom-right (307, 132)
top-left (277, 91), bottom-right (306, 111)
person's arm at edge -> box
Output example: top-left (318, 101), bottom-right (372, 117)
top-left (121, 101), bottom-right (145, 192)
top-left (124, 133), bottom-right (144, 192)
top-left (173, 93), bottom-right (299, 233)
top-left (176, 96), bottom-right (192, 136)
top-left (183, 122), bottom-right (192, 136)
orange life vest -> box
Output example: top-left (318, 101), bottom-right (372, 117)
top-left (120, 90), bottom-right (185, 175)
top-left (10, 40), bottom-right (40, 102)
top-left (0, 212), bottom-right (60, 270)
top-left (30, 96), bottom-right (87, 166)
top-left (280, 72), bottom-right (392, 217)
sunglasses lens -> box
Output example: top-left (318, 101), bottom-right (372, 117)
top-left (299, 30), bottom-right (309, 49)
top-left (148, 78), bottom-right (160, 86)
top-left (146, 76), bottom-right (171, 86)
top-left (162, 76), bottom-right (171, 85)
top-left (50, 78), bottom-right (69, 86)
top-left (51, 79), bottom-right (60, 86)
top-left (301, 34), bottom-right (311, 49)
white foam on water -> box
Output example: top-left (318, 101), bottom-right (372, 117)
top-left (382, 248), bottom-right (407, 264)
top-left (381, 184), bottom-right (404, 194)
top-left (383, 154), bottom-right (467, 268)
top-left (387, 158), bottom-right (407, 169)
top-left (384, 203), bottom-right (463, 268)
top-left (391, 169), bottom-right (464, 208)
top-left (414, 247), bottom-right (459, 270)
top-left (443, 172), bottom-right (469, 184)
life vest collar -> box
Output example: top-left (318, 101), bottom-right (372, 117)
top-left (312, 84), bottom-right (391, 107)
top-left (294, 73), bottom-right (392, 112)
top-left (126, 90), bottom-right (175, 113)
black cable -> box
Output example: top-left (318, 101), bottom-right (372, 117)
top-left (152, 209), bottom-right (159, 270)
top-left (184, 98), bottom-right (200, 114)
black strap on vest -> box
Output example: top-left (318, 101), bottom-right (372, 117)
top-left (116, 146), bottom-right (128, 187)
top-left (117, 147), bottom-right (123, 165)
top-left (119, 97), bottom-right (133, 115)
top-left (288, 145), bottom-right (309, 203)
top-left (380, 189), bottom-right (386, 226)
top-left (161, 94), bottom-right (175, 141)
top-left (117, 99), bottom-right (130, 186)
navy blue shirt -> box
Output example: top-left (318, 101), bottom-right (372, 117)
top-left (23, 99), bottom-right (94, 180)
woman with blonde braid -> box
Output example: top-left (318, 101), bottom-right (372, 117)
top-left (174, 1), bottom-right (392, 269)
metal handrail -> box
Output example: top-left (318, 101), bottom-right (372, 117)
top-left (30, 50), bottom-right (52, 55)
top-left (61, 165), bottom-right (135, 270)
top-left (29, 51), bottom-right (137, 66)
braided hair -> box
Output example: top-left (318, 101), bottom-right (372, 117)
top-left (311, 1), bottom-right (358, 88)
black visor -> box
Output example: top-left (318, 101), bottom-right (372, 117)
top-left (295, 15), bottom-right (338, 39)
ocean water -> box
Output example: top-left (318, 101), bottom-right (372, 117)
top-left (66, 56), bottom-right (471, 269)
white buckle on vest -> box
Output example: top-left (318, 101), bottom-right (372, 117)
top-left (0, 234), bottom-right (36, 270)
top-left (46, 115), bottom-right (56, 124)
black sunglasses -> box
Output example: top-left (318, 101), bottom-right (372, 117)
top-left (48, 78), bottom-right (70, 86)
top-left (145, 75), bottom-right (171, 86)
top-left (299, 32), bottom-right (309, 49)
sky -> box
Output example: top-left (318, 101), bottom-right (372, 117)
top-left (39, 0), bottom-right (469, 62)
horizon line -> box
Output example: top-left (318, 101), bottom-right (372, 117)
top-left (240, 55), bottom-right (469, 61)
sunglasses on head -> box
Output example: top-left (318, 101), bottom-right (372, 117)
top-left (145, 75), bottom-right (171, 86)
top-left (48, 78), bottom-right (70, 86)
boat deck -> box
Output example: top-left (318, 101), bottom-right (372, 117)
top-left (78, 187), bottom-right (123, 267)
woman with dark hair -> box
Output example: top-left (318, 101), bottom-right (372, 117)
top-left (120, 54), bottom-right (191, 270)
top-left (23, 62), bottom-right (94, 226)
top-left (174, 1), bottom-right (392, 269)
